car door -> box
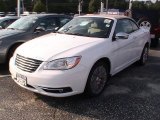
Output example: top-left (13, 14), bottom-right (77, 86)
top-left (111, 18), bottom-right (139, 73)
top-left (32, 17), bottom-right (58, 38)
top-left (129, 19), bottom-right (143, 59)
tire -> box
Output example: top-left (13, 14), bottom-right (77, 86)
top-left (138, 45), bottom-right (149, 65)
top-left (138, 18), bottom-right (151, 30)
top-left (151, 38), bottom-right (159, 48)
top-left (85, 62), bottom-right (109, 97)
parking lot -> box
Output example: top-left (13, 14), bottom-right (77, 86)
top-left (0, 45), bottom-right (160, 120)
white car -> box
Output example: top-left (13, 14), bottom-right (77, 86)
top-left (9, 14), bottom-right (150, 97)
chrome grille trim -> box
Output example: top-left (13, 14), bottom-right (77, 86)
top-left (16, 54), bottom-right (43, 73)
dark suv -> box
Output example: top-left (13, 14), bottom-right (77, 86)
top-left (0, 14), bottom-right (72, 64)
top-left (132, 9), bottom-right (160, 47)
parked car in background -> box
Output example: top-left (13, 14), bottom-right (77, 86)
top-left (0, 14), bottom-right (72, 64)
top-left (10, 14), bottom-right (150, 97)
top-left (21, 11), bottom-right (37, 16)
top-left (0, 12), bottom-right (5, 17)
top-left (0, 16), bottom-right (19, 29)
top-left (6, 12), bottom-right (16, 16)
top-left (124, 9), bottom-right (160, 47)
top-left (132, 9), bottom-right (160, 47)
top-left (107, 9), bottom-right (159, 47)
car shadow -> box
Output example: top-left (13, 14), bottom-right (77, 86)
top-left (0, 63), bottom-right (9, 75)
top-left (35, 55), bottom-right (160, 119)
top-left (150, 39), bottom-right (160, 51)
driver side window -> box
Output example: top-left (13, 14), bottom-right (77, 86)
top-left (37, 18), bottom-right (57, 31)
top-left (115, 19), bottom-right (133, 34)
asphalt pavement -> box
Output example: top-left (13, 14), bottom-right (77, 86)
top-left (0, 46), bottom-right (160, 120)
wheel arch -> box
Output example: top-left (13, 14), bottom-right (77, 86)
top-left (84, 57), bottom-right (111, 96)
top-left (87, 57), bottom-right (111, 78)
top-left (94, 57), bottom-right (111, 73)
top-left (145, 42), bottom-right (150, 48)
top-left (5, 42), bottom-right (24, 61)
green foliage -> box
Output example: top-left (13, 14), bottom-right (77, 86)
top-left (0, 0), bottom-right (6, 11)
top-left (149, 2), bottom-right (160, 10)
top-left (33, 0), bottom-right (46, 12)
top-left (88, 0), bottom-right (95, 13)
top-left (132, 1), bottom-right (148, 10)
top-left (0, 0), bottom-right (159, 13)
top-left (132, 1), bottom-right (160, 10)
top-left (108, 0), bottom-right (127, 9)
top-left (48, 3), bottom-right (77, 13)
top-left (88, 0), bottom-right (100, 13)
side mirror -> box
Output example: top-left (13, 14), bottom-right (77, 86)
top-left (34, 26), bottom-right (45, 34)
top-left (115, 32), bottom-right (129, 39)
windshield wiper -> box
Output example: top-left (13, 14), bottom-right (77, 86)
top-left (56, 31), bottom-right (64, 34)
top-left (7, 27), bottom-right (25, 31)
top-left (61, 26), bottom-right (73, 32)
top-left (7, 28), bottom-right (16, 30)
top-left (65, 32), bottom-right (88, 37)
top-left (7, 28), bottom-right (23, 31)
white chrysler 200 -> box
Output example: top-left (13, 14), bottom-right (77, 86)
top-left (10, 14), bottom-right (150, 97)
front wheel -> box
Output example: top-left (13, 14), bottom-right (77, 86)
top-left (138, 45), bottom-right (149, 65)
top-left (85, 62), bottom-right (109, 97)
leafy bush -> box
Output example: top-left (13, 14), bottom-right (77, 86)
top-left (33, 0), bottom-right (46, 12)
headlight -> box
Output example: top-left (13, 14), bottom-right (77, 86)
top-left (43, 56), bottom-right (81, 70)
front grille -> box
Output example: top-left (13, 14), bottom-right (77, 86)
top-left (16, 54), bottom-right (43, 73)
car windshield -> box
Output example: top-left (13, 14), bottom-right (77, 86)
top-left (0, 19), bottom-right (4, 23)
top-left (0, 20), bottom-right (4, 26)
top-left (58, 17), bottom-right (113, 38)
top-left (7, 16), bottom-right (38, 31)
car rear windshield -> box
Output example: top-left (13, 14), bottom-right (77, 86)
top-left (7, 16), bottom-right (38, 31)
top-left (58, 17), bottom-right (113, 38)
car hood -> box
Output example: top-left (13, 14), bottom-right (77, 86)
top-left (16, 33), bottom-right (103, 61)
top-left (0, 29), bottom-right (25, 39)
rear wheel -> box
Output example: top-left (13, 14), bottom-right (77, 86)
top-left (85, 62), bottom-right (109, 97)
top-left (138, 45), bottom-right (149, 65)
top-left (138, 19), bottom-right (151, 30)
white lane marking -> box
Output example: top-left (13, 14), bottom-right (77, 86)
top-left (0, 75), bottom-right (11, 78)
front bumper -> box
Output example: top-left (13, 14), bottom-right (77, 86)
top-left (9, 57), bottom-right (89, 97)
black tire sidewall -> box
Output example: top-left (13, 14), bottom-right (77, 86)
top-left (85, 62), bottom-right (108, 97)
top-left (139, 45), bottom-right (149, 65)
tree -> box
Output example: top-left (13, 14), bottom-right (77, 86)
top-left (33, 0), bottom-right (46, 12)
top-left (149, 1), bottom-right (160, 10)
top-left (132, 1), bottom-right (144, 9)
top-left (88, 0), bottom-right (100, 13)
top-left (0, 0), bottom-right (6, 11)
